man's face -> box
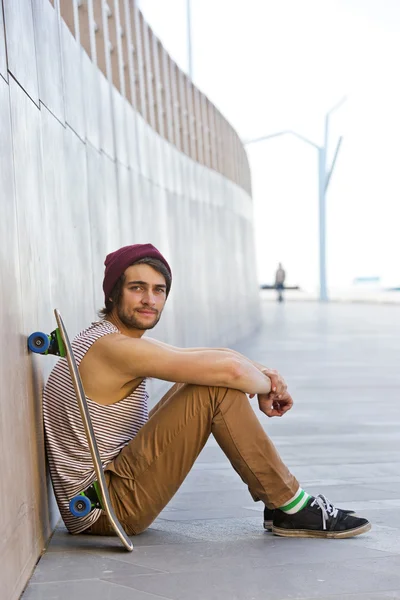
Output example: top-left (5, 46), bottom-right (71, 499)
top-left (116, 264), bottom-right (167, 331)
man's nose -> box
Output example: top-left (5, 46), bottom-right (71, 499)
top-left (142, 290), bottom-right (156, 306)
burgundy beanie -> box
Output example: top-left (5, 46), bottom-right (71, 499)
top-left (103, 243), bottom-right (172, 303)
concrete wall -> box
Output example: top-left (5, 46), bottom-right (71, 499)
top-left (0, 2), bottom-right (260, 599)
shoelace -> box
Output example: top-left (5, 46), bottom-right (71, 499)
top-left (310, 494), bottom-right (339, 530)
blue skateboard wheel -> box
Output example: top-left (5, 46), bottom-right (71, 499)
top-left (28, 332), bottom-right (50, 353)
top-left (69, 495), bottom-right (91, 517)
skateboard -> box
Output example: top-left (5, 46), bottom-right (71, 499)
top-left (28, 308), bottom-right (133, 551)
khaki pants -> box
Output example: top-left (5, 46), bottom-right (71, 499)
top-left (86, 383), bottom-right (298, 536)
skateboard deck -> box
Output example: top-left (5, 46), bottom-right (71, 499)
top-left (28, 308), bottom-right (133, 552)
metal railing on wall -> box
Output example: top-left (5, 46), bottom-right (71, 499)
top-left (58, 0), bottom-right (251, 195)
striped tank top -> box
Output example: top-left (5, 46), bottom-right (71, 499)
top-left (43, 320), bottom-right (149, 534)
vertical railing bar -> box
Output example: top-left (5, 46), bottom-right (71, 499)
top-left (122, 0), bottom-right (136, 108)
top-left (71, 0), bottom-right (81, 44)
top-left (113, 0), bottom-right (126, 98)
top-left (87, 0), bottom-right (98, 65)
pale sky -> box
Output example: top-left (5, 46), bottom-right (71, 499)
top-left (138, 0), bottom-right (400, 292)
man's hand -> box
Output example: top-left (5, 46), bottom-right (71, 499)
top-left (249, 368), bottom-right (287, 399)
top-left (248, 367), bottom-right (293, 418)
top-left (261, 368), bottom-right (287, 397)
top-left (257, 391), bottom-right (293, 418)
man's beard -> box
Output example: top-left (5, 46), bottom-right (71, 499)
top-left (117, 305), bottom-right (161, 330)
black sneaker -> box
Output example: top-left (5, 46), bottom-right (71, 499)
top-left (271, 495), bottom-right (371, 538)
top-left (263, 495), bottom-right (356, 531)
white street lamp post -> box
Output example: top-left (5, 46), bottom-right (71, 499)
top-left (245, 98), bottom-right (346, 302)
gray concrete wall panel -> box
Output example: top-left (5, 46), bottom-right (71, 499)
top-left (99, 71), bottom-right (114, 159)
top-left (143, 121), bottom-right (155, 181)
top-left (179, 155), bottom-right (190, 201)
top-left (125, 103), bottom-right (140, 173)
top-left (61, 21), bottom-right (85, 140)
top-left (116, 162), bottom-right (134, 245)
top-left (1, 5), bottom-right (260, 598)
top-left (9, 77), bottom-right (51, 332)
top-left (86, 143), bottom-right (105, 310)
top-left (150, 133), bottom-right (163, 188)
top-left (186, 159), bottom-right (196, 200)
top-left (101, 154), bottom-right (121, 250)
top-left (3, 0), bottom-right (39, 103)
top-left (61, 126), bottom-right (94, 329)
top-left (129, 168), bottom-right (145, 237)
top-left (82, 49), bottom-right (100, 150)
top-left (33, 0), bottom-right (64, 123)
top-left (136, 114), bottom-right (151, 179)
top-left (175, 151), bottom-right (185, 196)
top-left (136, 175), bottom-right (154, 242)
top-left (168, 144), bottom-right (179, 195)
top-left (0, 1), bottom-right (7, 81)
top-left (163, 142), bottom-right (175, 193)
top-left (113, 89), bottom-right (129, 167)
top-left (6, 76), bottom-right (52, 600)
top-left (0, 76), bottom-right (32, 600)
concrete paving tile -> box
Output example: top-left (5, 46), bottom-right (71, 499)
top-left (368, 482), bottom-right (400, 494)
top-left (150, 516), bottom-right (263, 542)
top-left (22, 579), bottom-right (173, 600)
top-left (273, 433), bottom-right (400, 449)
top-left (366, 509), bottom-right (400, 529)
top-left (190, 461), bottom-right (234, 470)
top-left (304, 484), bottom-right (400, 503)
top-left (280, 450), bottom-right (400, 466)
top-left (166, 487), bottom-right (255, 510)
top-left (326, 499), bottom-right (400, 513)
top-left (124, 528), bottom-right (206, 548)
top-left (29, 550), bottom-right (164, 583)
top-left (300, 476), bottom-right (400, 488)
top-left (45, 525), bottom-right (130, 553)
top-left (157, 505), bottom-right (259, 521)
top-left (359, 524), bottom-right (400, 554)
top-left (177, 476), bottom-right (245, 493)
top-left (93, 537), bottom-right (393, 574)
top-left (280, 453), bottom-right (400, 467)
top-left (295, 593), bottom-right (400, 599)
top-left (281, 462), bottom-right (400, 483)
top-left (92, 557), bottom-right (400, 600)
top-left (47, 525), bottom-right (200, 553)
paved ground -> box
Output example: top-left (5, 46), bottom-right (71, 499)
top-left (23, 300), bottom-right (400, 600)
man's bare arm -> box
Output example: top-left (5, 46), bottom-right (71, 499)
top-left (96, 334), bottom-right (272, 395)
top-left (145, 338), bottom-right (285, 393)
top-left (146, 338), bottom-right (265, 372)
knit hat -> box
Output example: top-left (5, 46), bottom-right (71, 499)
top-left (103, 243), bottom-right (172, 303)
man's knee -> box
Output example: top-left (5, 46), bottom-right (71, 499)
top-left (206, 385), bottom-right (248, 406)
top-left (170, 383), bottom-right (248, 412)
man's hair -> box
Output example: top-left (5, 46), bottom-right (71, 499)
top-left (98, 257), bottom-right (171, 318)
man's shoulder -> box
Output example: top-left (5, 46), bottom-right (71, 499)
top-left (71, 320), bottom-right (121, 362)
top-left (86, 327), bottom-right (147, 359)
top-left (75, 320), bottom-right (117, 339)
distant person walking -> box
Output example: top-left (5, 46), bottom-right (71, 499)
top-left (275, 263), bottom-right (286, 302)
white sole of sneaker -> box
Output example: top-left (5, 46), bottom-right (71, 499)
top-left (272, 522), bottom-right (371, 538)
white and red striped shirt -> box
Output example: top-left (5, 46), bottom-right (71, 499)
top-left (43, 320), bottom-right (148, 534)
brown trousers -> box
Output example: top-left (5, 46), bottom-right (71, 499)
top-left (86, 383), bottom-right (298, 536)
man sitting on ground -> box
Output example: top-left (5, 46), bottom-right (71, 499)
top-left (43, 243), bottom-right (371, 539)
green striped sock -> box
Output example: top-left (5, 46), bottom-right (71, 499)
top-left (279, 488), bottom-right (311, 514)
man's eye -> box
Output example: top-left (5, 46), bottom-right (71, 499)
top-left (130, 286), bottom-right (142, 292)
top-left (155, 288), bottom-right (166, 294)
